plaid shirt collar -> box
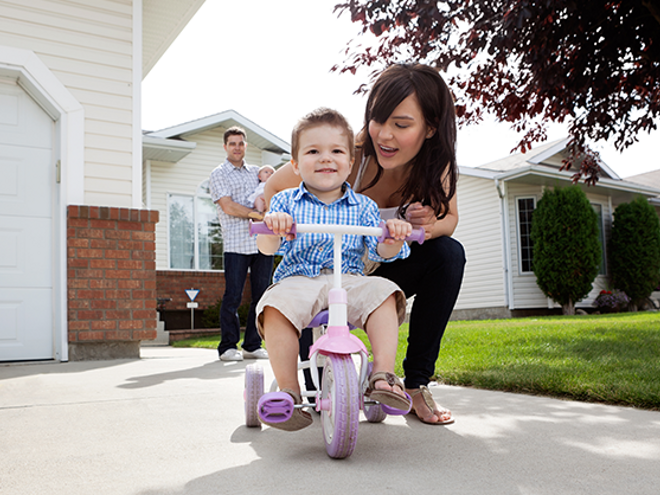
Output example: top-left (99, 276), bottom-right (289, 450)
top-left (291, 181), bottom-right (361, 207)
top-left (223, 159), bottom-right (247, 171)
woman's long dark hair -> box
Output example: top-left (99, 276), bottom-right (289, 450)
top-left (357, 64), bottom-right (457, 219)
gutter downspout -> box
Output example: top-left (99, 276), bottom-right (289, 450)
top-left (495, 178), bottom-right (512, 310)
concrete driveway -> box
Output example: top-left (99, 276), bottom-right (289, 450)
top-left (1, 346), bottom-right (659, 494)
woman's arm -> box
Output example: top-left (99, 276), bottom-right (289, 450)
top-left (263, 161), bottom-right (302, 209)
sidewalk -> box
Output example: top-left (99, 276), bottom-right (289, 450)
top-left (1, 346), bottom-right (659, 495)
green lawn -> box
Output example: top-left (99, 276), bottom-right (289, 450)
top-left (173, 312), bottom-right (660, 410)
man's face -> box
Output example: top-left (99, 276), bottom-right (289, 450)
top-left (224, 134), bottom-right (246, 166)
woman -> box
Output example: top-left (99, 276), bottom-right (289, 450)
top-left (265, 64), bottom-right (465, 425)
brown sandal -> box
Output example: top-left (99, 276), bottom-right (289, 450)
top-left (408, 385), bottom-right (454, 425)
top-left (366, 372), bottom-right (412, 411)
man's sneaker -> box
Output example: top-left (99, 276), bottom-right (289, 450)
top-left (242, 348), bottom-right (269, 359)
top-left (219, 349), bottom-right (244, 361)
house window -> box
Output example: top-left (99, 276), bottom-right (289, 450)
top-left (169, 182), bottom-right (223, 270)
top-left (517, 197), bottom-right (536, 273)
top-left (592, 203), bottom-right (606, 275)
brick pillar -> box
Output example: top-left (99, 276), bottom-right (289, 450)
top-left (67, 205), bottom-right (159, 360)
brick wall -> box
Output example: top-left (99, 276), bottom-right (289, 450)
top-left (156, 270), bottom-right (251, 330)
top-left (67, 205), bottom-right (159, 360)
top-left (156, 270), bottom-right (250, 310)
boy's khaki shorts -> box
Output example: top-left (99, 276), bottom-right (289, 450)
top-left (256, 272), bottom-right (406, 338)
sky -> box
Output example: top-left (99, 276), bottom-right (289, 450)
top-left (142, 0), bottom-right (658, 179)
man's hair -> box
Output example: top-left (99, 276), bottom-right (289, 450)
top-left (291, 108), bottom-right (354, 161)
top-left (224, 126), bottom-right (247, 145)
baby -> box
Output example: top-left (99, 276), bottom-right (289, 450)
top-left (247, 165), bottom-right (275, 220)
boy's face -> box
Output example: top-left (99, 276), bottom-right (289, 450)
top-left (259, 167), bottom-right (274, 182)
top-left (292, 124), bottom-right (353, 202)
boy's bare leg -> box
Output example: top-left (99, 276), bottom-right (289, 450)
top-left (262, 306), bottom-right (301, 395)
top-left (364, 294), bottom-right (406, 397)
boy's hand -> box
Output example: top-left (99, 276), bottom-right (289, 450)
top-left (263, 212), bottom-right (296, 241)
top-left (383, 218), bottom-right (413, 243)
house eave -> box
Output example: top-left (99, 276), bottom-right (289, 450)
top-left (497, 165), bottom-right (660, 197)
top-left (142, 135), bottom-right (196, 162)
top-left (142, 0), bottom-right (207, 78)
top-left (146, 109), bottom-right (291, 155)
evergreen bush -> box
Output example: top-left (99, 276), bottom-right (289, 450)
top-left (531, 185), bottom-right (601, 314)
top-left (609, 196), bottom-right (660, 310)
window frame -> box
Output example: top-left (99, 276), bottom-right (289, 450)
top-left (591, 202), bottom-right (607, 276)
top-left (515, 196), bottom-right (537, 275)
top-left (167, 180), bottom-right (224, 271)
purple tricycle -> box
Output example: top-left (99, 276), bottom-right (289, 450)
top-left (244, 221), bottom-right (424, 459)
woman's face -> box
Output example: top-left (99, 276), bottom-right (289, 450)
top-left (368, 93), bottom-right (434, 170)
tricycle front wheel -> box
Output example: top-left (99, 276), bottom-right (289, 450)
top-left (320, 354), bottom-right (359, 458)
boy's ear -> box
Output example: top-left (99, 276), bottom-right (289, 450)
top-left (291, 159), bottom-right (301, 176)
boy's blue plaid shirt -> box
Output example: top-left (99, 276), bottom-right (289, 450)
top-left (267, 182), bottom-right (409, 283)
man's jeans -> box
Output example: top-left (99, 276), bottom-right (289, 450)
top-left (218, 252), bottom-right (273, 355)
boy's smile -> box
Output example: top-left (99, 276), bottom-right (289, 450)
top-left (292, 124), bottom-right (354, 204)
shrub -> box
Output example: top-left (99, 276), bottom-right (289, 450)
top-left (609, 196), bottom-right (660, 309)
top-left (202, 299), bottom-right (250, 329)
top-left (531, 185), bottom-right (601, 315)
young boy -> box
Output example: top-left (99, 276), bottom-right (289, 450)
top-left (255, 108), bottom-right (413, 431)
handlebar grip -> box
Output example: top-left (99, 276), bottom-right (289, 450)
top-left (249, 221), bottom-right (297, 237)
top-left (406, 227), bottom-right (425, 244)
top-left (377, 221), bottom-right (425, 244)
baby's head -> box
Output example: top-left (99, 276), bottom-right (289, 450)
top-left (258, 165), bottom-right (275, 183)
top-left (291, 108), bottom-right (355, 164)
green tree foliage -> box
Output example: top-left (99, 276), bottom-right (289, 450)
top-left (531, 186), bottom-right (601, 314)
top-left (335, 0), bottom-right (660, 183)
top-left (609, 196), bottom-right (660, 309)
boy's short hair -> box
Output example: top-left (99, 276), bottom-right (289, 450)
top-left (224, 126), bottom-right (247, 145)
top-left (291, 108), bottom-right (354, 161)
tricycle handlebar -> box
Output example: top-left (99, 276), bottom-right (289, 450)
top-left (249, 221), bottom-right (424, 244)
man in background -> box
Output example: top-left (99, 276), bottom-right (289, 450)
top-left (209, 126), bottom-right (273, 361)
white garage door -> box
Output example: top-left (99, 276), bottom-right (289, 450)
top-left (0, 80), bottom-right (55, 361)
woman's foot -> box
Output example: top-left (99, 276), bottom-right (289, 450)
top-left (407, 385), bottom-right (454, 425)
top-left (367, 372), bottom-right (412, 412)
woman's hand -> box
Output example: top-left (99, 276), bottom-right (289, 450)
top-left (405, 202), bottom-right (436, 240)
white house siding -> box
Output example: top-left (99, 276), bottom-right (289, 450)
top-left (506, 182), bottom-right (547, 309)
top-left (452, 175), bottom-right (507, 310)
top-left (150, 127), bottom-right (267, 270)
top-left (0, 0), bottom-right (135, 207)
